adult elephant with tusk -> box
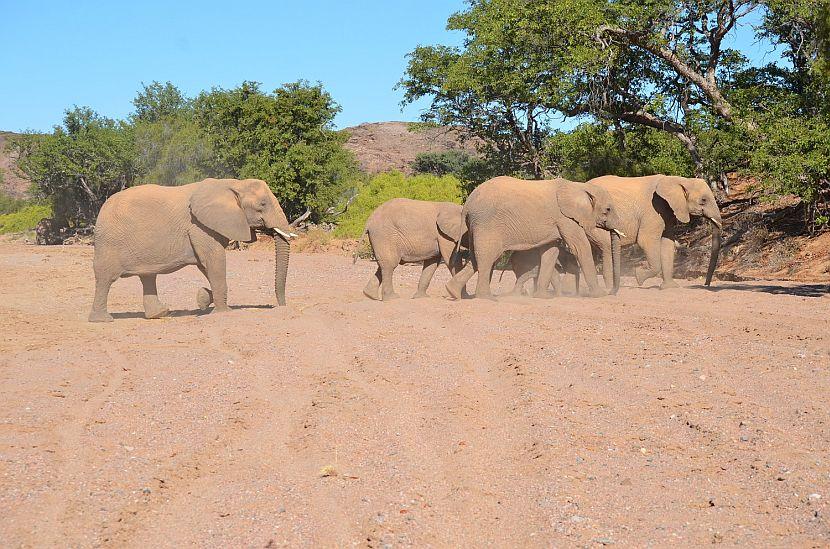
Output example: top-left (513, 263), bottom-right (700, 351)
top-left (445, 176), bottom-right (624, 300)
top-left (89, 178), bottom-right (294, 322)
top-left (586, 174), bottom-right (723, 289)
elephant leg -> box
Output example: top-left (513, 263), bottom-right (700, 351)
top-left (414, 256), bottom-right (440, 298)
top-left (561, 220), bottom-right (605, 297)
top-left (659, 237), bottom-right (679, 289)
top-left (473, 247), bottom-right (500, 301)
top-left (196, 265), bottom-right (214, 310)
top-left (446, 262), bottom-right (475, 300)
top-left (196, 255), bottom-right (229, 312)
top-left (533, 245), bottom-right (559, 299)
top-left (635, 236), bottom-right (662, 286)
top-left (507, 250), bottom-right (535, 296)
top-left (379, 259), bottom-right (400, 301)
top-left (88, 270), bottom-right (117, 323)
top-left (439, 239), bottom-right (471, 299)
top-left (140, 274), bottom-right (169, 319)
top-left (363, 266), bottom-right (382, 301)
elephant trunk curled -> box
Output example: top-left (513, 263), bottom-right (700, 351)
top-left (704, 220), bottom-right (721, 287)
top-left (274, 235), bottom-right (290, 306)
top-left (610, 231), bottom-right (621, 295)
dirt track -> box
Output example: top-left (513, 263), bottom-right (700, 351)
top-left (0, 242), bottom-right (828, 547)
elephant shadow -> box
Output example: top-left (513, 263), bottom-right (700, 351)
top-left (110, 304), bottom-right (274, 320)
top-left (688, 283), bottom-right (829, 298)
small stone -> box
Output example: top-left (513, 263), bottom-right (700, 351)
top-left (594, 537), bottom-right (614, 545)
top-left (141, 488), bottom-right (151, 495)
top-left (808, 493), bottom-right (822, 500)
top-left (740, 435), bottom-right (749, 442)
top-left (570, 515), bottom-right (586, 523)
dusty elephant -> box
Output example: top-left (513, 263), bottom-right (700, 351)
top-left (445, 176), bottom-right (624, 300)
top-left (89, 178), bottom-right (296, 322)
top-left (587, 174), bottom-right (723, 288)
top-left (360, 198), bottom-right (466, 300)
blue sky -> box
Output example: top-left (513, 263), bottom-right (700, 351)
top-left (0, 1), bottom-right (777, 133)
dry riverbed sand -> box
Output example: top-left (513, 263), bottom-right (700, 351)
top-left (0, 242), bottom-right (828, 546)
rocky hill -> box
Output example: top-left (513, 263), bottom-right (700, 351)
top-left (0, 132), bottom-right (30, 198)
top-left (342, 121), bottom-right (478, 174)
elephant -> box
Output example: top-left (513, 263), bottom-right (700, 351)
top-left (360, 198), bottom-right (466, 300)
top-left (504, 246), bottom-right (587, 297)
top-left (445, 176), bottom-right (624, 300)
top-left (88, 178), bottom-right (296, 322)
top-left (586, 174), bottom-right (723, 288)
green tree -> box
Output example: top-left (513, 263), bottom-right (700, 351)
top-left (411, 150), bottom-right (492, 191)
top-left (546, 122), bottom-right (694, 181)
top-left (11, 107), bottom-right (139, 226)
top-left (401, 0), bottom-right (761, 181)
top-left (335, 172), bottom-right (463, 237)
top-left (131, 81), bottom-right (190, 123)
top-left (193, 81), bottom-right (360, 219)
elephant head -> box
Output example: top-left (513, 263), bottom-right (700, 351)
top-left (190, 178), bottom-right (294, 306)
top-left (655, 175), bottom-right (722, 286)
top-left (557, 181), bottom-right (625, 294)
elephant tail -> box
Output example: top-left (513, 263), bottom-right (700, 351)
top-left (353, 229), bottom-right (368, 264)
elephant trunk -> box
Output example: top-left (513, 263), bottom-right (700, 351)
top-left (274, 234), bottom-right (290, 306)
top-left (704, 220), bottom-right (721, 287)
top-left (610, 231), bottom-right (621, 295)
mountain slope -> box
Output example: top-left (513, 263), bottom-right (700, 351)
top-left (342, 121), bottom-right (478, 175)
top-left (0, 132), bottom-right (31, 198)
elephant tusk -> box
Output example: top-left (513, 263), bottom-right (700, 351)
top-left (272, 228), bottom-right (296, 240)
top-left (612, 228), bottom-right (627, 238)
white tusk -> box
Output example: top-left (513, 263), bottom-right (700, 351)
top-left (612, 228), bottom-right (627, 238)
top-left (272, 228), bottom-right (295, 240)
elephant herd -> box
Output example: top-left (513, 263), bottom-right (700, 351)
top-left (360, 174), bottom-right (722, 302)
top-left (86, 175), bottom-right (722, 322)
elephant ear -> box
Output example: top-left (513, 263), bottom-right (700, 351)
top-left (190, 180), bottom-right (252, 242)
top-left (557, 182), bottom-right (594, 229)
top-left (436, 204), bottom-right (463, 241)
top-left (655, 178), bottom-right (691, 223)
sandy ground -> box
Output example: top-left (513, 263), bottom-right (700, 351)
top-left (0, 242), bottom-right (828, 547)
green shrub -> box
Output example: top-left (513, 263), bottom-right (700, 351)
top-left (0, 203), bottom-right (52, 234)
top-left (334, 171), bottom-right (463, 238)
top-left (0, 188), bottom-right (27, 215)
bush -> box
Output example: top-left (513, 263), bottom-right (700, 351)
top-left (334, 172), bottom-right (463, 238)
top-left (0, 203), bottom-right (53, 234)
top-left (411, 150), bottom-right (492, 191)
top-left (0, 188), bottom-right (26, 215)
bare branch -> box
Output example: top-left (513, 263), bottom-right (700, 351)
top-left (289, 209), bottom-right (311, 228)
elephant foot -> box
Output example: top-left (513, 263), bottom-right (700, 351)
top-left (88, 310), bottom-right (114, 323)
top-left (382, 292), bottom-right (400, 301)
top-left (476, 293), bottom-right (498, 302)
top-left (585, 287), bottom-right (608, 298)
top-left (634, 267), bottom-right (653, 286)
top-left (445, 282), bottom-right (463, 300)
top-left (197, 287), bottom-right (213, 310)
top-left (460, 288), bottom-right (472, 299)
top-left (532, 290), bottom-right (558, 299)
top-left (213, 304), bottom-right (231, 313)
top-left (660, 280), bottom-right (680, 290)
top-left (412, 291), bottom-right (429, 299)
top-left (362, 288), bottom-right (381, 300)
top-left (144, 304), bottom-right (170, 320)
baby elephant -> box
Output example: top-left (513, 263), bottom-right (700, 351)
top-left (89, 178), bottom-right (295, 322)
top-left (360, 198), bottom-right (466, 300)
